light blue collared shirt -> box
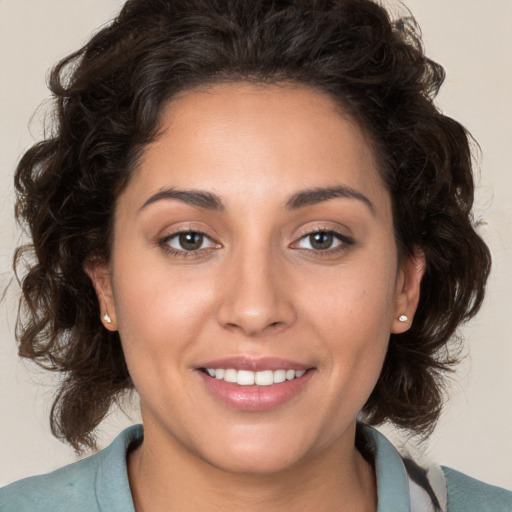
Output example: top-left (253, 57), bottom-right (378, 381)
top-left (1, 424), bottom-right (511, 511)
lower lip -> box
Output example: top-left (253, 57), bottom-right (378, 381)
top-left (197, 370), bottom-right (314, 411)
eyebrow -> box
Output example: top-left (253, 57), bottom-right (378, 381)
top-left (140, 188), bottom-right (225, 211)
top-left (284, 185), bottom-right (375, 215)
top-left (139, 184), bottom-right (375, 215)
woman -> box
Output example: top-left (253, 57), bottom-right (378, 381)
top-left (1, 0), bottom-right (510, 510)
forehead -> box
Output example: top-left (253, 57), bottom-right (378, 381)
top-left (122, 82), bottom-right (390, 216)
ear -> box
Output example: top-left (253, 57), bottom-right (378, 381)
top-left (391, 249), bottom-right (426, 334)
top-left (84, 258), bottom-right (118, 331)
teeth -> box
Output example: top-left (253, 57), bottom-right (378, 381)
top-left (237, 370), bottom-right (255, 386)
top-left (255, 370), bottom-right (273, 386)
top-left (274, 369), bottom-right (286, 383)
top-left (205, 368), bottom-right (307, 386)
top-left (224, 368), bottom-right (237, 383)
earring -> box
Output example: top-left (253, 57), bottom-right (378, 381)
top-left (103, 312), bottom-right (112, 324)
top-left (398, 314), bottom-right (408, 322)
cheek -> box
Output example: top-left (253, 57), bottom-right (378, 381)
top-left (296, 251), bottom-right (396, 391)
top-left (110, 254), bottom-right (217, 372)
top-left (311, 281), bottom-right (391, 381)
top-left (299, 253), bottom-right (397, 338)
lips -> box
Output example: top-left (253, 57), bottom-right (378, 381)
top-left (196, 357), bottom-right (314, 411)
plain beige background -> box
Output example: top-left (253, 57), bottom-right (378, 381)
top-left (0, 0), bottom-right (511, 490)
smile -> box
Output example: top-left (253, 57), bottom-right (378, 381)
top-left (196, 357), bottom-right (314, 410)
top-left (203, 368), bottom-right (307, 386)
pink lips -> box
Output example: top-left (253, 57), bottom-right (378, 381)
top-left (198, 356), bottom-right (310, 372)
top-left (196, 357), bottom-right (313, 411)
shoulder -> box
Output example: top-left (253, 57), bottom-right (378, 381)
top-left (0, 452), bottom-right (103, 512)
top-left (358, 423), bottom-right (512, 512)
top-left (442, 466), bottom-right (512, 512)
top-left (0, 425), bottom-right (142, 512)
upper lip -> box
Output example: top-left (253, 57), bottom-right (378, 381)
top-left (197, 356), bottom-right (311, 372)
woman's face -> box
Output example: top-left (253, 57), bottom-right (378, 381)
top-left (91, 82), bottom-right (423, 474)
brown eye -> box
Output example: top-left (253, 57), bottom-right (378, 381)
top-left (309, 232), bottom-right (334, 250)
top-left (294, 230), bottom-right (353, 252)
top-left (160, 231), bottom-right (218, 253)
top-left (178, 232), bottom-right (204, 251)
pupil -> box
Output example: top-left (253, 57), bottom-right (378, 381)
top-left (179, 232), bottom-right (203, 250)
top-left (310, 232), bottom-right (333, 250)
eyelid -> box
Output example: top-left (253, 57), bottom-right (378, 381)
top-left (157, 227), bottom-right (221, 255)
top-left (290, 227), bottom-right (354, 252)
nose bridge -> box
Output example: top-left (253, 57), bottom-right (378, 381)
top-left (217, 238), bottom-right (294, 335)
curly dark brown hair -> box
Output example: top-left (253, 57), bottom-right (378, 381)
top-left (13, 0), bottom-right (491, 452)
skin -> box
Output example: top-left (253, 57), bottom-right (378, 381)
top-left (88, 82), bottom-right (425, 512)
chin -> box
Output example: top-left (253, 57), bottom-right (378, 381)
top-left (205, 447), bottom-right (304, 476)
top-left (191, 424), bottom-right (320, 476)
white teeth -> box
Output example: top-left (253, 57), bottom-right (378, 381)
top-left (255, 370), bottom-right (273, 386)
top-left (273, 369), bottom-right (286, 383)
top-left (224, 368), bottom-right (237, 383)
top-left (237, 370), bottom-right (255, 386)
top-left (205, 368), bottom-right (307, 385)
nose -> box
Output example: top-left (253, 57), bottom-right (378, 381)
top-left (217, 249), bottom-right (296, 337)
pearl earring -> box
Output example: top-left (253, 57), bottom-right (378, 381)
top-left (103, 312), bottom-right (112, 324)
top-left (398, 314), bottom-right (408, 322)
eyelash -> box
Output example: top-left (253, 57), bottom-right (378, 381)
top-left (291, 229), bottom-right (354, 256)
top-left (158, 229), bottom-right (219, 258)
top-left (157, 228), bottom-right (354, 258)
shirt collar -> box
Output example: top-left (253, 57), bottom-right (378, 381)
top-left (95, 423), bottom-right (412, 512)
top-left (358, 423), bottom-right (412, 512)
top-left (95, 424), bottom-right (142, 512)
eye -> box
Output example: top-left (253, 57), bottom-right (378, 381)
top-left (294, 230), bottom-right (352, 251)
top-left (159, 231), bottom-right (218, 253)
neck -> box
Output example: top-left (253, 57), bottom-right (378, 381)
top-left (128, 420), bottom-right (377, 512)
